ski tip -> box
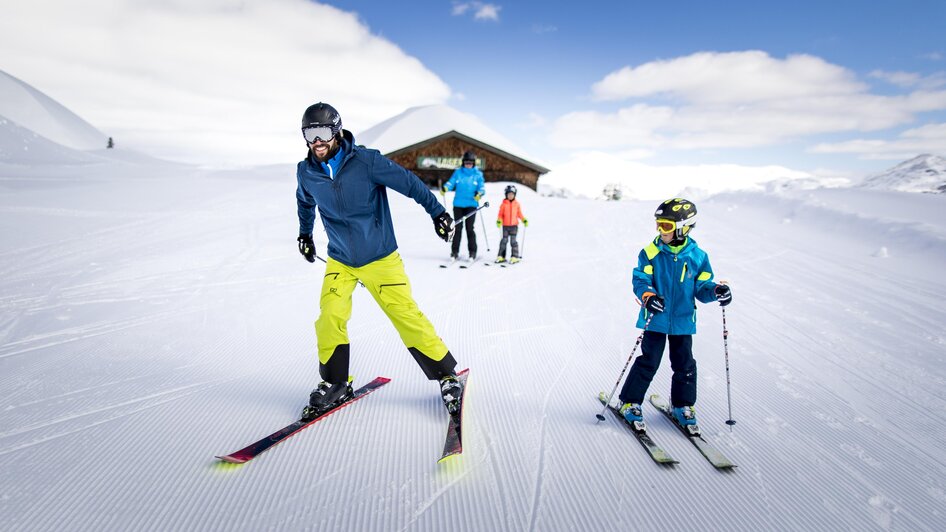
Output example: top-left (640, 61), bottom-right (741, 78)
top-left (457, 368), bottom-right (470, 377)
top-left (374, 376), bottom-right (392, 384)
top-left (438, 452), bottom-right (462, 464)
top-left (216, 455), bottom-right (248, 464)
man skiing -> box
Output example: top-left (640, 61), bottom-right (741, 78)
top-left (616, 198), bottom-right (732, 430)
top-left (495, 184), bottom-right (528, 264)
top-left (295, 102), bottom-right (464, 419)
top-left (441, 151), bottom-right (486, 262)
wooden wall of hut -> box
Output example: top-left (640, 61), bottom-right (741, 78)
top-left (387, 137), bottom-right (540, 191)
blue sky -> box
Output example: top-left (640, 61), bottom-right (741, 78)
top-left (333, 0), bottom-right (946, 173)
top-left (1, 0), bottom-right (944, 176)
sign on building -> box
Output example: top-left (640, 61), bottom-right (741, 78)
top-left (417, 156), bottom-right (485, 170)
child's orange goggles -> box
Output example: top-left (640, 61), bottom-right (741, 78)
top-left (656, 219), bottom-right (677, 233)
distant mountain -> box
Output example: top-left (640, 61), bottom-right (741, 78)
top-left (0, 116), bottom-right (101, 165)
top-left (0, 69), bottom-right (107, 155)
top-left (860, 154), bottom-right (946, 193)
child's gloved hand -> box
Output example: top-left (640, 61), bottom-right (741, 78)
top-left (644, 295), bottom-right (665, 314)
top-left (474, 193), bottom-right (482, 201)
top-left (496, 220), bottom-right (502, 228)
top-left (522, 218), bottom-right (529, 227)
top-left (714, 284), bottom-right (732, 306)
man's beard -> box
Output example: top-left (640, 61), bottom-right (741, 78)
top-left (311, 143), bottom-right (339, 163)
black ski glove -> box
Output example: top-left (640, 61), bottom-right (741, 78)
top-left (433, 211), bottom-right (453, 242)
top-left (297, 234), bottom-right (316, 263)
top-left (644, 295), bottom-right (665, 314)
top-left (714, 284), bottom-right (732, 306)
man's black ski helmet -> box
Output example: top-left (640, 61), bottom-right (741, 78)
top-left (462, 150), bottom-right (476, 163)
top-left (504, 185), bottom-right (517, 196)
top-left (654, 197), bottom-right (697, 239)
top-left (301, 102), bottom-right (342, 136)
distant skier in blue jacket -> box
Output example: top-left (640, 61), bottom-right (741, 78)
top-left (441, 151), bottom-right (486, 261)
top-left (295, 102), bottom-right (464, 420)
top-left (616, 198), bottom-right (733, 431)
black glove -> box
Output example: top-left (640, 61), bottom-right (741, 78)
top-left (433, 211), bottom-right (453, 242)
top-left (714, 284), bottom-right (732, 306)
top-left (297, 234), bottom-right (316, 263)
top-left (644, 295), bottom-right (665, 314)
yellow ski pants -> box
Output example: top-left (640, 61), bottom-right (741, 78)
top-left (314, 252), bottom-right (454, 381)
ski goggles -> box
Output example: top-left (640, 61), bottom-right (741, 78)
top-left (656, 219), bottom-right (679, 234)
top-left (302, 125), bottom-right (338, 144)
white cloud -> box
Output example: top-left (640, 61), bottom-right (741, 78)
top-left (870, 69), bottom-right (946, 89)
top-left (591, 51), bottom-right (864, 104)
top-left (810, 122), bottom-right (946, 160)
top-left (0, 0), bottom-right (451, 165)
top-left (551, 51), bottom-right (946, 153)
top-left (452, 2), bottom-right (501, 22)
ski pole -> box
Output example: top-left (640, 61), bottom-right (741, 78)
top-left (596, 314), bottom-right (653, 422)
top-left (453, 201), bottom-right (489, 226)
top-left (722, 306), bottom-right (736, 429)
top-left (449, 202), bottom-right (490, 240)
top-left (479, 212), bottom-right (491, 252)
top-left (519, 224), bottom-right (526, 259)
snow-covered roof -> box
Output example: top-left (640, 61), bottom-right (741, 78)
top-left (0, 69), bottom-right (107, 151)
top-left (356, 104), bottom-right (547, 171)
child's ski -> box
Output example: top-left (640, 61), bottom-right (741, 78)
top-left (439, 369), bottom-right (470, 463)
top-left (216, 376), bottom-right (390, 464)
top-left (439, 258), bottom-right (458, 269)
top-left (598, 393), bottom-right (677, 465)
top-left (649, 394), bottom-right (736, 469)
top-left (458, 256), bottom-right (480, 269)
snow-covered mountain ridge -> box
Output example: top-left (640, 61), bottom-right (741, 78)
top-left (860, 153), bottom-right (946, 193)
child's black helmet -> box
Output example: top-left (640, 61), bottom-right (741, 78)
top-left (504, 185), bottom-right (517, 196)
top-left (654, 198), bottom-right (697, 239)
top-left (462, 151), bottom-right (476, 163)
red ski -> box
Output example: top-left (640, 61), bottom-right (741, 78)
top-left (216, 376), bottom-right (390, 464)
top-left (439, 369), bottom-right (470, 463)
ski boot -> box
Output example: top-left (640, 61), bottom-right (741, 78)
top-left (301, 379), bottom-right (353, 420)
top-left (619, 402), bottom-right (646, 432)
top-left (495, 256), bottom-right (506, 263)
top-left (509, 257), bottom-right (521, 264)
top-left (439, 374), bottom-right (463, 416)
top-left (672, 405), bottom-right (700, 435)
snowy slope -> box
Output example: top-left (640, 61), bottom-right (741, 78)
top-left (1, 162), bottom-right (945, 531)
top-left (859, 153), bottom-right (946, 194)
top-left (0, 70), bottom-right (107, 152)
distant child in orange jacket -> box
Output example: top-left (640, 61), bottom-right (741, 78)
top-left (495, 185), bottom-right (528, 264)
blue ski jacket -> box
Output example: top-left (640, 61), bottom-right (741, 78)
top-left (443, 166), bottom-right (486, 208)
top-left (632, 236), bottom-right (720, 335)
top-left (296, 131), bottom-right (446, 268)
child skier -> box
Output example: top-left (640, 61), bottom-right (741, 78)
top-left (617, 198), bottom-right (732, 430)
top-left (495, 185), bottom-right (528, 263)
